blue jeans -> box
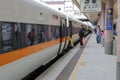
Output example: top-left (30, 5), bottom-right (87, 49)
top-left (96, 35), bottom-right (101, 43)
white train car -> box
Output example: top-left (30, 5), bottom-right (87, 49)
top-left (0, 0), bottom-right (65, 80)
top-left (0, 0), bottom-right (90, 80)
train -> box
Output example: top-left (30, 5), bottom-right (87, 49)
top-left (0, 0), bottom-right (92, 80)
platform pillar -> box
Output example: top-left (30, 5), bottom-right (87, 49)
top-left (101, 3), bottom-right (105, 30)
top-left (117, 0), bottom-right (120, 80)
top-left (104, 0), bottom-right (114, 55)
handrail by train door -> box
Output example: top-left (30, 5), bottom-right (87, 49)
top-left (62, 19), bottom-right (68, 51)
top-left (57, 19), bottom-right (63, 56)
top-left (67, 21), bottom-right (73, 48)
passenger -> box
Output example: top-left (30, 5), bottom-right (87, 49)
top-left (28, 29), bottom-right (35, 45)
top-left (113, 24), bottom-right (117, 36)
top-left (41, 31), bottom-right (45, 42)
top-left (68, 36), bottom-right (74, 47)
top-left (94, 28), bottom-right (97, 34)
top-left (96, 25), bottom-right (101, 43)
top-left (100, 30), bottom-right (104, 37)
top-left (38, 32), bottom-right (42, 43)
top-left (100, 30), bottom-right (104, 46)
top-left (79, 25), bottom-right (85, 47)
top-left (54, 29), bottom-right (59, 39)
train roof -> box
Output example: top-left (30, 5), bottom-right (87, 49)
top-left (32, 0), bottom-right (66, 17)
top-left (0, 0), bottom-right (66, 24)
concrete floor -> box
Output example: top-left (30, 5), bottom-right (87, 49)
top-left (69, 34), bottom-right (116, 80)
top-left (36, 34), bottom-right (116, 80)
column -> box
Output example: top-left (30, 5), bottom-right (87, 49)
top-left (104, 0), bottom-right (114, 55)
top-left (101, 3), bottom-right (105, 30)
top-left (117, 0), bottom-right (120, 80)
top-left (97, 14), bottom-right (101, 26)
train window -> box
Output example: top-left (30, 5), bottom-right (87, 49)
top-left (61, 24), bottom-right (66, 37)
top-left (41, 26), bottom-right (48, 42)
top-left (0, 22), bottom-right (52, 54)
top-left (26, 24), bottom-right (38, 46)
top-left (14, 23), bottom-right (23, 49)
top-left (75, 28), bottom-right (78, 34)
top-left (51, 26), bottom-right (60, 40)
top-left (47, 25), bottom-right (52, 41)
top-left (37, 25), bottom-right (49, 43)
top-left (44, 25), bottom-right (49, 41)
top-left (66, 27), bottom-right (70, 36)
top-left (1, 22), bottom-right (14, 52)
top-left (37, 25), bottom-right (43, 43)
top-left (0, 22), bottom-right (2, 53)
top-left (72, 28), bottom-right (74, 35)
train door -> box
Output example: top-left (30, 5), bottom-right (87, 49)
top-left (67, 21), bottom-right (73, 48)
top-left (69, 21), bottom-right (73, 37)
top-left (56, 19), bottom-right (62, 56)
top-left (58, 18), bottom-right (67, 54)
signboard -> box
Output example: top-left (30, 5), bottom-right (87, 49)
top-left (80, 0), bottom-right (101, 12)
top-left (106, 8), bottom-right (113, 30)
top-left (64, 1), bottom-right (74, 15)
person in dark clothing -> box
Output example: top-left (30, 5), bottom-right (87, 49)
top-left (79, 25), bottom-right (85, 47)
top-left (113, 24), bottom-right (117, 35)
top-left (15, 28), bottom-right (21, 48)
top-left (28, 29), bottom-right (35, 45)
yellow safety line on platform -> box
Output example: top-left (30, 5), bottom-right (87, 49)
top-left (68, 35), bottom-right (92, 80)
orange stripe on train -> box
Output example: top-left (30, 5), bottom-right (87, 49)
top-left (0, 38), bottom-right (65, 66)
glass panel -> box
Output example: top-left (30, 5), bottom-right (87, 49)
top-left (51, 26), bottom-right (60, 39)
top-left (20, 23), bottom-right (27, 47)
top-left (14, 23), bottom-right (22, 49)
top-left (1, 22), bottom-right (14, 52)
top-left (42, 26), bottom-right (48, 42)
top-left (0, 22), bottom-right (2, 53)
top-left (61, 24), bottom-right (65, 37)
top-left (26, 24), bottom-right (35, 45)
top-left (37, 25), bottom-right (43, 43)
top-left (0, 22), bottom-right (52, 54)
top-left (44, 25), bottom-right (49, 41)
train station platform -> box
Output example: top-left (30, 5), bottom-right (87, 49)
top-left (35, 34), bottom-right (116, 80)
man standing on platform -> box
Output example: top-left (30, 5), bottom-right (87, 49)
top-left (96, 25), bottom-right (101, 43)
top-left (79, 25), bottom-right (85, 47)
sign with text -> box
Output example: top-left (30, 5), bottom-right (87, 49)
top-left (80, 0), bottom-right (101, 12)
top-left (106, 8), bottom-right (113, 30)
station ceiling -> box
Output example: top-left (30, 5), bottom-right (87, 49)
top-left (72, 0), bottom-right (118, 25)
